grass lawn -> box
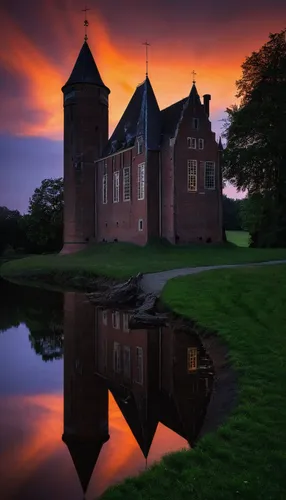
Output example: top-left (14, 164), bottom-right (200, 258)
top-left (100, 264), bottom-right (286, 499)
top-left (226, 230), bottom-right (250, 247)
top-left (0, 241), bottom-right (285, 281)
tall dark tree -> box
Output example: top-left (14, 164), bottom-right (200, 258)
top-left (223, 29), bottom-right (286, 247)
top-left (0, 206), bottom-right (26, 255)
top-left (24, 177), bottom-right (63, 253)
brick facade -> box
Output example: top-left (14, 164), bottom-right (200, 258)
top-left (62, 41), bottom-right (223, 253)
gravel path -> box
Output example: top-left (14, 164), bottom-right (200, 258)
top-left (141, 259), bottom-right (286, 296)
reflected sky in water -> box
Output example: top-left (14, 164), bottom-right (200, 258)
top-left (0, 279), bottom-right (213, 499)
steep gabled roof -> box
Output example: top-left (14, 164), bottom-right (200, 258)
top-left (62, 41), bottom-right (109, 92)
top-left (102, 76), bottom-right (161, 157)
top-left (160, 97), bottom-right (188, 138)
top-left (110, 386), bottom-right (158, 459)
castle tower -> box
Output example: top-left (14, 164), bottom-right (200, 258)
top-left (62, 292), bottom-right (109, 494)
top-left (61, 40), bottom-right (110, 254)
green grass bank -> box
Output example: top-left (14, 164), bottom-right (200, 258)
top-left (101, 264), bottom-right (286, 500)
top-left (1, 232), bottom-right (285, 283)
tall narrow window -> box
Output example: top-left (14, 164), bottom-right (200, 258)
top-left (198, 138), bottom-right (204, 150)
top-left (138, 163), bottom-right (145, 200)
top-left (102, 173), bottom-right (107, 204)
top-left (123, 166), bottom-right (131, 201)
top-left (135, 346), bottom-right (143, 385)
top-left (187, 160), bottom-right (197, 192)
top-left (187, 347), bottom-right (198, 372)
top-left (137, 136), bottom-right (143, 155)
top-left (113, 342), bottom-right (121, 373)
top-left (123, 313), bottom-right (130, 332)
top-left (113, 171), bottom-right (119, 202)
top-left (187, 137), bottom-right (196, 149)
top-left (192, 117), bottom-right (199, 130)
top-left (102, 310), bottom-right (108, 326)
top-left (123, 346), bottom-right (131, 381)
top-left (112, 311), bottom-right (120, 329)
top-left (204, 161), bottom-right (215, 189)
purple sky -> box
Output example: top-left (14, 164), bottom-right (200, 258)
top-left (1, 0), bottom-right (285, 213)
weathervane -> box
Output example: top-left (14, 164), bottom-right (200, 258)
top-left (142, 41), bottom-right (150, 77)
top-left (192, 69), bottom-right (197, 84)
top-left (82, 6), bottom-right (91, 41)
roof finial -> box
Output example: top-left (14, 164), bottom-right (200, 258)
top-left (192, 69), bottom-right (197, 84)
top-left (142, 41), bottom-right (150, 77)
top-left (82, 5), bottom-right (91, 42)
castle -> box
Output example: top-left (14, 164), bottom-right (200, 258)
top-left (61, 39), bottom-right (223, 254)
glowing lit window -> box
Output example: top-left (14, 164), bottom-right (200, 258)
top-left (187, 347), bottom-right (198, 372)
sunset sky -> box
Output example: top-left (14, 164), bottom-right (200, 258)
top-left (0, 0), bottom-right (285, 212)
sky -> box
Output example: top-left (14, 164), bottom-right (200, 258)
top-left (0, 0), bottom-right (285, 213)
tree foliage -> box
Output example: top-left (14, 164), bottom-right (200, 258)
top-left (0, 206), bottom-right (26, 255)
top-left (223, 29), bottom-right (286, 247)
top-left (24, 177), bottom-right (63, 253)
top-left (222, 195), bottom-right (244, 231)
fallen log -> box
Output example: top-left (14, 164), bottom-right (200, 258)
top-left (129, 312), bottom-right (168, 329)
top-left (87, 273), bottom-right (143, 307)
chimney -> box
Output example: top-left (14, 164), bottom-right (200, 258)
top-left (203, 94), bottom-right (211, 117)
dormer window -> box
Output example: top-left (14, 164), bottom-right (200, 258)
top-left (187, 137), bottom-right (196, 149)
top-left (192, 118), bottom-right (199, 130)
top-left (137, 137), bottom-right (143, 155)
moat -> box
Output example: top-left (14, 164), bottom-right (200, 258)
top-left (0, 278), bottom-right (214, 500)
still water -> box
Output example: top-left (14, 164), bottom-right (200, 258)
top-left (0, 278), bottom-right (213, 500)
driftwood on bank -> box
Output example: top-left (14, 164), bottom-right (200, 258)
top-left (86, 273), bottom-right (168, 329)
top-left (87, 273), bottom-right (143, 307)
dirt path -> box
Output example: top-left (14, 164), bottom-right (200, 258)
top-left (141, 259), bottom-right (286, 296)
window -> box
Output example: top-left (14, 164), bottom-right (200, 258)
top-left (123, 313), bottom-right (130, 332)
top-left (102, 338), bottom-right (107, 373)
top-left (135, 347), bottom-right (143, 385)
top-left (198, 138), bottom-right (204, 150)
top-left (113, 171), bottom-right (119, 203)
top-left (123, 166), bottom-right (131, 201)
top-left (123, 346), bottom-right (131, 380)
top-left (187, 347), bottom-right (198, 372)
top-left (138, 163), bottom-right (145, 200)
top-left (138, 219), bottom-right (143, 231)
top-left (187, 137), bottom-right (196, 149)
top-left (112, 311), bottom-right (120, 329)
top-left (137, 137), bottom-right (143, 155)
top-left (113, 342), bottom-right (121, 373)
top-left (102, 310), bottom-right (108, 326)
top-left (192, 117), bottom-right (199, 130)
top-left (187, 160), bottom-right (197, 192)
top-left (102, 174), bottom-right (107, 204)
top-left (204, 161), bottom-right (215, 189)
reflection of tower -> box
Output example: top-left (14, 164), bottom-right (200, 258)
top-left (62, 293), bottom-right (109, 495)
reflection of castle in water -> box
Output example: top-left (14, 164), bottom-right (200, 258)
top-left (62, 292), bottom-right (214, 494)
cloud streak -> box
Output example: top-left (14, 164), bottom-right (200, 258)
top-left (0, 0), bottom-right (285, 141)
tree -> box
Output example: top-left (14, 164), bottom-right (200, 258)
top-left (0, 206), bottom-right (26, 255)
top-left (222, 195), bottom-right (244, 231)
top-left (223, 29), bottom-right (286, 247)
top-left (24, 178), bottom-right (63, 252)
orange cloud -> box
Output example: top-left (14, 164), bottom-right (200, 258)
top-left (0, 2), bottom-right (285, 141)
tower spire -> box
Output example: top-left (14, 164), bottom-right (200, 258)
top-left (192, 70), bottom-right (197, 84)
top-left (143, 41), bottom-right (150, 77)
top-left (82, 6), bottom-right (91, 42)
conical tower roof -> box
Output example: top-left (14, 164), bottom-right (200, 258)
top-left (62, 433), bottom-right (109, 494)
top-left (62, 41), bottom-right (110, 92)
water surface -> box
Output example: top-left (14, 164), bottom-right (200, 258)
top-left (0, 279), bottom-right (213, 499)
